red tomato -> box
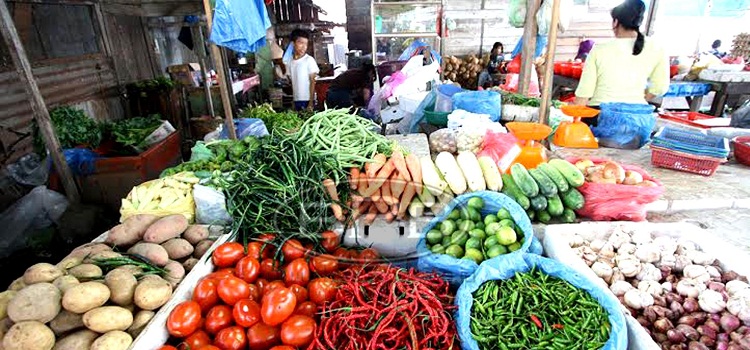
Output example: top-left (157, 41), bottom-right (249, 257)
top-left (303, 243), bottom-right (315, 257)
top-left (280, 315), bottom-right (316, 347)
top-left (309, 255), bottom-right (338, 276)
top-left (320, 230), bottom-right (340, 253)
top-left (214, 326), bottom-right (247, 350)
top-left (204, 305), bottom-right (233, 335)
top-left (195, 346), bottom-right (221, 350)
top-left (333, 247), bottom-right (353, 267)
top-left (293, 301), bottom-right (317, 318)
top-left (269, 346), bottom-right (296, 350)
top-left (246, 323), bottom-right (281, 350)
top-left (158, 346), bottom-right (177, 350)
top-left (206, 268), bottom-right (235, 280)
top-left (179, 330), bottom-right (211, 350)
top-left (258, 233), bottom-right (276, 242)
top-left (212, 242), bottom-right (245, 268)
top-left (289, 284), bottom-right (308, 303)
top-left (260, 259), bottom-right (283, 280)
top-left (256, 279), bottom-right (268, 294)
top-left (308, 278), bottom-right (337, 305)
top-left (217, 276), bottom-right (250, 306)
top-left (167, 301), bottom-right (202, 337)
top-left (357, 248), bottom-right (379, 263)
top-left (283, 258), bottom-right (310, 287)
top-left (263, 280), bottom-right (286, 296)
top-left (246, 242), bottom-right (264, 260)
top-left (193, 279), bottom-right (220, 314)
top-left (235, 256), bottom-right (261, 283)
top-left (248, 284), bottom-right (261, 301)
top-left (281, 239), bottom-right (306, 261)
top-left (232, 299), bottom-right (261, 328)
top-left (261, 287), bottom-right (297, 326)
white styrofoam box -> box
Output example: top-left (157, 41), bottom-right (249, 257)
top-left (543, 221), bottom-right (750, 350)
top-left (397, 91), bottom-right (429, 115)
top-left (337, 216), bottom-right (432, 258)
top-left (699, 69), bottom-right (750, 82)
top-left (386, 133), bottom-right (430, 158)
top-left (381, 105), bottom-right (409, 124)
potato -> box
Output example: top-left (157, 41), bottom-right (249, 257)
top-left (0, 291), bottom-right (17, 320)
top-left (182, 258), bottom-right (199, 272)
top-left (49, 310), bottom-right (84, 335)
top-left (121, 304), bottom-right (136, 313)
top-left (161, 238), bottom-right (194, 260)
top-left (62, 282), bottom-right (110, 314)
top-left (23, 263), bottom-right (63, 285)
top-left (66, 243), bottom-right (111, 260)
top-left (193, 239), bottom-right (215, 259)
top-left (163, 260), bottom-right (185, 287)
top-left (91, 331), bottom-right (132, 350)
top-left (52, 276), bottom-right (80, 293)
top-left (183, 225), bottom-right (209, 245)
top-left (105, 214), bottom-right (160, 247)
top-left (104, 269), bottom-right (137, 307)
top-left (84, 251), bottom-right (122, 264)
top-left (7, 278), bottom-right (25, 292)
top-left (137, 275), bottom-right (163, 283)
top-left (127, 243), bottom-right (169, 267)
top-left (68, 264), bottom-right (103, 280)
top-left (143, 214), bottom-right (188, 244)
top-left (0, 317), bottom-right (13, 339)
top-left (56, 256), bottom-right (83, 270)
top-left (112, 265), bottom-right (142, 276)
top-left (127, 310), bottom-right (154, 338)
top-left (2, 321), bottom-right (54, 350)
top-left (53, 329), bottom-right (98, 350)
top-left (83, 306), bottom-right (133, 333)
top-left (7, 283), bottom-right (60, 323)
top-left (133, 277), bottom-right (171, 311)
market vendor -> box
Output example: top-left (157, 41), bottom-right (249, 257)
top-left (325, 63), bottom-right (376, 109)
top-left (573, 0), bottom-right (669, 124)
top-left (478, 42), bottom-right (505, 88)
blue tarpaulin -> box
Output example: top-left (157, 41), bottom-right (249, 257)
top-left (210, 0), bottom-right (272, 53)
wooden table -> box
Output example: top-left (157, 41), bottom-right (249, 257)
top-left (697, 80), bottom-right (750, 117)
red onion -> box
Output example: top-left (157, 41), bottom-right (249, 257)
top-left (667, 275), bottom-right (679, 284)
top-left (684, 298), bottom-right (700, 313)
top-left (654, 332), bottom-right (668, 343)
top-left (706, 319), bottom-right (721, 333)
top-left (668, 345), bottom-right (685, 350)
top-left (637, 316), bottom-right (650, 328)
top-left (655, 296), bottom-right (668, 307)
top-left (655, 318), bottom-right (674, 333)
top-left (719, 333), bottom-right (730, 342)
top-left (676, 324), bottom-right (700, 340)
top-left (687, 341), bottom-right (709, 350)
top-left (709, 281), bottom-right (727, 292)
top-left (722, 271), bottom-right (741, 283)
top-left (697, 324), bottom-right (718, 339)
top-left (727, 343), bottom-right (743, 350)
top-left (679, 315), bottom-right (699, 327)
top-left (716, 341), bottom-right (729, 350)
top-left (660, 266), bottom-right (673, 280)
top-left (700, 335), bottom-right (717, 347)
top-left (736, 326), bottom-right (750, 335)
top-left (740, 337), bottom-right (750, 349)
top-left (721, 314), bottom-right (741, 333)
top-left (730, 332), bottom-right (743, 342)
top-left (666, 292), bottom-right (684, 304)
top-left (668, 329), bottom-right (687, 343)
top-left (710, 313), bottom-right (722, 323)
top-left (645, 307), bottom-right (659, 322)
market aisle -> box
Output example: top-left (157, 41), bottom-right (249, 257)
top-left (648, 209), bottom-right (750, 253)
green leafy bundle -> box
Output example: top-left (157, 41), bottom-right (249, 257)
top-left (109, 115), bottom-right (164, 150)
top-left (33, 106), bottom-right (102, 154)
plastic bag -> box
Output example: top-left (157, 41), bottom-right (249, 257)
top-left (7, 153), bottom-right (49, 186)
top-left (730, 99), bottom-right (750, 129)
top-left (220, 118), bottom-right (269, 140)
top-left (509, 0), bottom-right (527, 28)
top-left (537, 0), bottom-right (574, 35)
top-left (190, 142), bottom-right (214, 161)
top-left (501, 72), bottom-right (541, 96)
top-left (62, 149), bottom-right (101, 176)
top-left (429, 129), bottom-right (457, 153)
top-left (404, 88), bottom-right (438, 134)
top-left (455, 253), bottom-right (628, 350)
top-left (416, 191), bottom-right (542, 286)
top-left (447, 109), bottom-right (493, 130)
top-left (478, 131), bottom-right (522, 174)
top-left (210, 0), bottom-right (271, 53)
top-left (593, 103), bottom-right (656, 149)
top-left (567, 157), bottom-right (665, 221)
top-left (0, 186), bottom-right (68, 259)
top-left (398, 39), bottom-right (443, 65)
top-left (451, 91), bottom-right (503, 122)
top-left (194, 184), bottom-right (232, 225)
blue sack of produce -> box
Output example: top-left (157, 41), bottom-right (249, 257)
top-left (416, 191), bottom-right (542, 287)
top-left (220, 118), bottom-right (269, 140)
top-left (593, 103), bottom-right (656, 149)
top-left (451, 91), bottom-right (503, 122)
top-left (456, 253), bottom-right (627, 350)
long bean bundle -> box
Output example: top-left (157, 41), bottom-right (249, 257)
top-left (471, 268), bottom-right (611, 350)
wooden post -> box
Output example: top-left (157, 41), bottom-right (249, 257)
top-left (518, 0), bottom-right (541, 95)
top-left (193, 24), bottom-right (215, 117)
top-left (202, 0), bottom-right (237, 139)
top-left (0, 0), bottom-right (80, 202)
top-left (539, 0), bottom-right (561, 126)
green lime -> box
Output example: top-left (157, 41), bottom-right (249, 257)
top-left (486, 245), bottom-right (508, 258)
top-left (450, 231), bottom-right (469, 247)
top-left (484, 214), bottom-right (499, 226)
top-left (469, 229), bottom-right (486, 240)
top-left (497, 208), bottom-right (512, 220)
top-left (469, 208), bottom-right (482, 222)
top-left (485, 222), bottom-right (502, 236)
top-left (445, 245), bottom-right (464, 258)
top-left (508, 242), bottom-right (522, 252)
top-left (459, 220), bottom-right (475, 232)
top-left (499, 219), bottom-right (516, 228)
top-left (496, 226), bottom-right (518, 245)
top-left (465, 237), bottom-right (482, 250)
top-left (475, 222), bottom-right (485, 230)
top-left (440, 220), bottom-right (456, 235)
top-left (448, 209), bottom-right (461, 220)
top-left (459, 207), bottom-right (471, 220)
top-left (430, 244), bottom-right (446, 255)
top-left (467, 197), bottom-right (485, 210)
top-left (464, 248), bottom-right (484, 264)
top-left (484, 236), bottom-right (499, 249)
top-left (426, 230), bottom-right (443, 245)
top-left (441, 235), bottom-right (452, 247)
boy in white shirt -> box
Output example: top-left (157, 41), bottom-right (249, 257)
top-left (286, 29), bottom-right (320, 111)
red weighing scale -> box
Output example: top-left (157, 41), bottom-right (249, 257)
top-left (553, 105), bottom-right (599, 149)
top-left (505, 122), bottom-right (552, 170)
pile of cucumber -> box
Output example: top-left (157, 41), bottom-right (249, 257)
top-left (502, 159), bottom-right (586, 224)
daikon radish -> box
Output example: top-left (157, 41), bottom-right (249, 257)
top-left (456, 152), bottom-right (486, 192)
top-left (420, 156), bottom-right (448, 196)
top-left (434, 152), bottom-right (467, 195)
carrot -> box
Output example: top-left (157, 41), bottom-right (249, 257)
top-left (361, 158), bottom-right (395, 197)
top-left (351, 195), bottom-right (364, 209)
top-left (350, 168), bottom-right (360, 190)
top-left (398, 182), bottom-right (417, 220)
top-left (391, 150), bottom-right (411, 183)
top-left (353, 200), bottom-right (371, 221)
top-left (405, 153), bottom-right (423, 193)
top-left (381, 179), bottom-right (394, 206)
top-left (390, 172), bottom-right (406, 198)
top-left (357, 173), bottom-right (368, 194)
top-left (374, 198), bottom-right (388, 214)
top-left (390, 204), bottom-right (398, 217)
top-left (323, 179), bottom-right (345, 221)
top-left (364, 205), bottom-right (378, 225)
top-left (367, 153), bottom-right (387, 178)
top-left (384, 211), bottom-right (396, 223)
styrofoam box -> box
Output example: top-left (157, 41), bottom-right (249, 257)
top-left (336, 216), bottom-right (432, 259)
top-left (543, 221), bottom-right (750, 350)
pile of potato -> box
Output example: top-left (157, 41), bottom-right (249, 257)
top-left (0, 214), bottom-right (218, 350)
top-left (442, 54), bottom-right (490, 89)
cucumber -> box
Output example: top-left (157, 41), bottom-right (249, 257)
top-left (537, 209), bottom-right (551, 224)
top-left (561, 188), bottom-right (585, 210)
top-left (501, 174), bottom-right (530, 210)
top-left (526, 209), bottom-right (536, 221)
top-left (549, 159), bottom-right (585, 188)
top-left (510, 164), bottom-right (539, 198)
top-left (529, 195), bottom-right (548, 211)
top-left (529, 168), bottom-right (558, 197)
top-left (561, 208), bottom-right (577, 223)
top-left (538, 163), bottom-right (569, 193)
top-left (546, 194), bottom-right (564, 217)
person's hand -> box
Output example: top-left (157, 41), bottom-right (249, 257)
top-left (306, 102), bottom-right (314, 111)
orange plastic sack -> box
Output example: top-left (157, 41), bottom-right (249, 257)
top-left (567, 157), bottom-right (665, 221)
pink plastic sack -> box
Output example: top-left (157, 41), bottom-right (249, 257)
top-left (479, 131), bottom-right (521, 173)
top-left (500, 73), bottom-right (541, 96)
top-left (566, 157), bottom-right (665, 221)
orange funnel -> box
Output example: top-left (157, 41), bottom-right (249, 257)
top-left (553, 105), bottom-right (599, 149)
top-left (505, 122), bottom-right (552, 169)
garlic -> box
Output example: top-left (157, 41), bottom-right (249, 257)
top-left (599, 242), bottom-right (616, 259)
top-left (726, 280), bottom-right (750, 297)
top-left (653, 236), bottom-right (678, 256)
top-left (618, 243), bottom-right (637, 255)
top-left (618, 257), bottom-right (643, 278)
top-left (608, 230), bottom-right (631, 249)
top-left (728, 295), bottom-right (750, 323)
top-left (639, 280), bottom-right (664, 297)
top-left (568, 234), bottom-right (585, 248)
top-left (624, 289), bottom-right (655, 309)
top-left (687, 250), bottom-right (715, 266)
top-left (698, 289), bottom-right (726, 313)
top-left (684, 265), bottom-right (711, 284)
top-left (631, 229), bottom-right (653, 245)
top-left (677, 241), bottom-right (699, 255)
top-left (674, 255), bottom-right (692, 272)
top-left (610, 267), bottom-right (625, 283)
top-left (705, 266), bottom-right (721, 279)
top-left (636, 263), bottom-right (662, 282)
top-left (656, 254), bottom-right (676, 269)
top-left (577, 246), bottom-right (597, 266)
top-left (676, 278), bottom-right (705, 298)
top-left (590, 239), bottom-right (607, 252)
top-left (592, 262), bottom-right (614, 281)
top-left (611, 280), bottom-right (635, 296)
top-left (662, 282), bottom-right (673, 293)
top-left (635, 244), bottom-right (661, 263)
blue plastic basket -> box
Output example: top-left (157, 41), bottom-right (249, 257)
top-left (652, 127), bottom-right (729, 158)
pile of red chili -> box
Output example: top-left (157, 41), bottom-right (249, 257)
top-left (309, 265), bottom-right (458, 350)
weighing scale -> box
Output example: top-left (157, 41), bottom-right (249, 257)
top-left (553, 105), bottom-right (599, 148)
top-left (505, 122), bottom-right (553, 170)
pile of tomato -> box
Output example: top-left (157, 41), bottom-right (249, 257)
top-left (160, 232), bottom-right (379, 350)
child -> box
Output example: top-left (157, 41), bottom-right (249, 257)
top-left (286, 29), bottom-right (319, 111)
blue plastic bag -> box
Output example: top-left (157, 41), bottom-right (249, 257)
top-left (416, 191), bottom-right (542, 287)
top-left (511, 35), bottom-right (549, 59)
top-left (62, 149), bottom-right (101, 176)
top-left (456, 254), bottom-right (627, 350)
top-left (220, 118), bottom-right (269, 140)
top-left (210, 0), bottom-right (271, 53)
top-left (451, 91), bottom-right (503, 122)
top-left (398, 39), bottom-right (443, 64)
top-left (593, 103), bottom-right (656, 149)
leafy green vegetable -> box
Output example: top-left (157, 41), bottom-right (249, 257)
top-left (500, 92), bottom-right (564, 109)
top-left (33, 106), bottom-right (102, 154)
top-left (242, 104), bottom-right (302, 133)
top-left (127, 77), bottom-right (176, 97)
top-left (108, 115), bottom-right (163, 151)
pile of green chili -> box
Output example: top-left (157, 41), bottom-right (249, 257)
top-left (471, 268), bottom-right (610, 350)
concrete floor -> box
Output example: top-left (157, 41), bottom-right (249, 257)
top-left (647, 209), bottom-right (750, 254)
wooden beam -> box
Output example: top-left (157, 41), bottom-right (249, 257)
top-left (202, 0), bottom-right (237, 139)
top-left (0, 0), bottom-right (80, 202)
top-left (518, 0), bottom-right (540, 95)
top-left (644, 0), bottom-right (659, 36)
top-left (539, 0), bottom-right (561, 126)
top-left (192, 24), bottom-right (215, 117)
top-left (102, 3), bottom-right (145, 16)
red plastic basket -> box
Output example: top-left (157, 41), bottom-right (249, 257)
top-left (734, 136), bottom-right (750, 166)
top-left (658, 112), bottom-right (725, 129)
top-left (650, 146), bottom-right (724, 176)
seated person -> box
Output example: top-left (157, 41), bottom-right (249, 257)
top-left (326, 63), bottom-right (376, 109)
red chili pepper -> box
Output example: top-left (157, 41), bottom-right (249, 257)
top-left (552, 323), bottom-right (564, 330)
top-left (530, 314), bottom-right (543, 329)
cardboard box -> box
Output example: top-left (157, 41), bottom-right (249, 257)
top-left (168, 63), bottom-right (201, 87)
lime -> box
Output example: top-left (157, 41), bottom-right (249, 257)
top-left (467, 197), bottom-right (484, 210)
top-left (469, 208), bottom-right (482, 222)
top-left (508, 242), bottom-right (522, 252)
top-left (450, 231), bottom-right (469, 247)
top-left (448, 209), bottom-right (461, 220)
top-left (426, 230), bottom-right (443, 245)
top-left (469, 229), bottom-right (486, 240)
top-left (497, 208), bottom-right (512, 220)
top-left (484, 236), bottom-right (499, 249)
top-left (475, 222), bottom-right (485, 230)
top-left (440, 220), bottom-right (456, 235)
top-left (485, 222), bottom-right (502, 236)
top-left (484, 214), bottom-right (499, 226)
top-left (486, 245), bottom-right (508, 258)
top-left (499, 219), bottom-right (515, 228)
top-left (459, 220), bottom-right (475, 232)
top-left (430, 244), bottom-right (446, 255)
top-left (441, 235), bottom-right (452, 247)
top-left (496, 226), bottom-right (518, 245)
top-left (464, 248), bottom-right (484, 264)
top-left (445, 245), bottom-right (464, 258)
top-left (466, 237), bottom-right (482, 250)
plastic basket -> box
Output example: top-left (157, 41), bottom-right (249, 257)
top-left (658, 112), bottom-right (718, 129)
top-left (424, 103), bottom-right (450, 127)
top-left (650, 146), bottom-right (724, 176)
top-left (733, 136), bottom-right (750, 166)
top-left (652, 127), bottom-right (730, 158)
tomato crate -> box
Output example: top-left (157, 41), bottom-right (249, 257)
top-left (734, 136), bottom-right (750, 166)
top-left (657, 111), bottom-right (729, 129)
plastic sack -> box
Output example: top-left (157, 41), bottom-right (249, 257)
top-left (398, 39), bottom-right (442, 65)
top-left (510, 35), bottom-right (549, 59)
top-left (220, 118), bottom-right (269, 140)
top-left (62, 148), bottom-right (102, 176)
top-left (210, 0), bottom-right (271, 53)
top-left (404, 88), bottom-right (438, 134)
top-left (567, 157), bottom-right (665, 221)
top-left (509, 0), bottom-right (527, 28)
top-left (593, 103), bottom-right (656, 149)
top-left (500, 72), bottom-right (541, 97)
top-left (447, 109), bottom-right (493, 130)
top-left (0, 186), bottom-right (68, 259)
top-left (194, 184), bottom-right (232, 225)
top-left (451, 91), bottom-right (503, 122)
top-left (435, 84), bottom-right (464, 113)
top-left (478, 131), bottom-right (522, 174)
top-left (537, 0), bottom-right (574, 35)
top-left (429, 129), bottom-right (457, 153)
top-left (190, 142), bottom-right (214, 161)
top-left (416, 191), bottom-right (542, 286)
top-left (455, 253), bottom-right (627, 350)
top-left (7, 153), bottom-right (49, 186)
top-left (730, 99), bottom-right (750, 129)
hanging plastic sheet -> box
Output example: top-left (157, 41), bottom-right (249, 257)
top-left (398, 39), bottom-right (443, 64)
top-left (510, 35), bottom-right (549, 59)
top-left (210, 0), bottom-right (271, 53)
